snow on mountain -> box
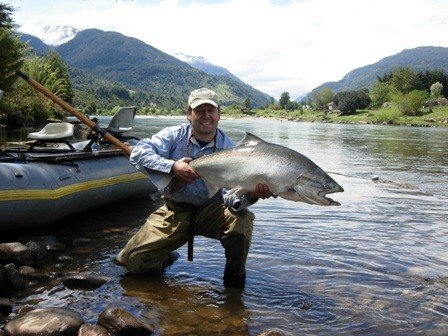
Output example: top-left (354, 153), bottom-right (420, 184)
top-left (39, 25), bottom-right (81, 46)
top-left (175, 52), bottom-right (242, 83)
top-left (175, 53), bottom-right (208, 64)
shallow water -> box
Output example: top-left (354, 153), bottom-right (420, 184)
top-left (2, 117), bottom-right (448, 335)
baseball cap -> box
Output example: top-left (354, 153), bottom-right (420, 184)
top-left (188, 88), bottom-right (219, 109)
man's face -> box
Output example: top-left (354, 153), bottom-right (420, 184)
top-left (187, 103), bottom-right (220, 138)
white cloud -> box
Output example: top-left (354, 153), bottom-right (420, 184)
top-left (10, 0), bottom-right (448, 99)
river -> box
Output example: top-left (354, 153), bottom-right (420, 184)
top-left (1, 117), bottom-right (447, 335)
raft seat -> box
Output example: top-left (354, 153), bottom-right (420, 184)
top-left (105, 106), bottom-right (136, 136)
top-left (28, 122), bottom-right (74, 140)
top-left (28, 122), bottom-right (76, 152)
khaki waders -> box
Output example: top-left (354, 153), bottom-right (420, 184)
top-left (117, 197), bottom-right (254, 285)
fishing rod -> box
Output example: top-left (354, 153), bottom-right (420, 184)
top-left (15, 70), bottom-right (132, 156)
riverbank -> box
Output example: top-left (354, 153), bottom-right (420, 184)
top-left (124, 105), bottom-right (448, 128)
top-left (220, 105), bottom-right (448, 128)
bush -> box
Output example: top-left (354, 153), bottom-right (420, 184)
top-left (370, 82), bottom-right (394, 108)
top-left (393, 90), bottom-right (428, 116)
top-left (335, 89), bottom-right (371, 115)
top-left (374, 109), bottom-right (400, 124)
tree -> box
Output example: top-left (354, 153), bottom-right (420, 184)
top-left (314, 88), bottom-right (334, 110)
top-left (279, 92), bottom-right (290, 109)
top-left (244, 97), bottom-right (251, 110)
top-left (335, 89), bottom-right (371, 115)
top-left (0, 3), bottom-right (13, 28)
top-left (393, 90), bottom-right (428, 116)
top-left (430, 81), bottom-right (443, 98)
top-left (44, 51), bottom-right (74, 103)
top-left (0, 4), bottom-right (24, 94)
top-left (391, 67), bottom-right (417, 94)
top-left (370, 82), bottom-right (394, 107)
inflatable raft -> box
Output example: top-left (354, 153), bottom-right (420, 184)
top-left (0, 108), bottom-right (157, 231)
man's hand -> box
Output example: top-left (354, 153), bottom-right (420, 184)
top-left (247, 183), bottom-right (276, 202)
top-left (171, 157), bottom-right (200, 183)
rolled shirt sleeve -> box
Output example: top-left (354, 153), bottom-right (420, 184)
top-left (129, 127), bottom-right (177, 189)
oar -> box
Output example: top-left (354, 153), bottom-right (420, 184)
top-left (17, 71), bottom-right (198, 262)
top-left (15, 70), bottom-right (132, 156)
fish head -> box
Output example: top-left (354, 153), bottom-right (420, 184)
top-left (292, 166), bottom-right (344, 206)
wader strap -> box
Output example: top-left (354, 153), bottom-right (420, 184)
top-left (163, 197), bottom-right (206, 262)
top-left (188, 208), bottom-right (198, 261)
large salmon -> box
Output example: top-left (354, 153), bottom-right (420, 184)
top-left (190, 132), bottom-right (344, 206)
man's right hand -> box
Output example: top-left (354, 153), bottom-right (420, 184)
top-left (171, 157), bottom-right (200, 183)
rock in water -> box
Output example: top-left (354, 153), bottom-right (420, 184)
top-left (0, 242), bottom-right (36, 266)
top-left (78, 324), bottom-right (108, 336)
top-left (60, 273), bottom-right (109, 289)
top-left (4, 307), bottom-right (84, 335)
top-left (98, 307), bottom-right (153, 335)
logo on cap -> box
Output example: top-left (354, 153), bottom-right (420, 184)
top-left (188, 88), bottom-right (219, 109)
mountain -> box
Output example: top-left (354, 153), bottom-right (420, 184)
top-left (307, 46), bottom-right (448, 100)
top-left (18, 33), bottom-right (50, 55)
top-left (294, 93), bottom-right (308, 103)
top-left (175, 53), bottom-right (243, 83)
top-left (40, 25), bottom-right (80, 46)
top-left (56, 29), bottom-right (270, 108)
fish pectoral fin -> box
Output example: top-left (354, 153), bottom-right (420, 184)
top-left (203, 180), bottom-right (222, 198)
top-left (225, 187), bottom-right (246, 198)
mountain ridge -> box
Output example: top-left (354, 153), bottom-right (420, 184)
top-left (303, 46), bottom-right (448, 101)
top-left (18, 28), bottom-right (270, 108)
top-left (55, 29), bottom-right (270, 107)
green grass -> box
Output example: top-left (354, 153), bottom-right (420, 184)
top-left (94, 104), bottom-right (448, 128)
top-left (219, 105), bottom-right (448, 127)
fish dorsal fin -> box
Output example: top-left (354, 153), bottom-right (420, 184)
top-left (239, 132), bottom-right (265, 146)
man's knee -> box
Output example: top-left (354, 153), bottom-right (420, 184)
top-left (224, 208), bottom-right (254, 241)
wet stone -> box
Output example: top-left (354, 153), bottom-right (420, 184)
top-left (18, 265), bottom-right (37, 276)
top-left (73, 238), bottom-right (92, 246)
top-left (58, 255), bottom-right (74, 262)
top-left (25, 241), bottom-right (46, 261)
top-left (0, 242), bottom-right (36, 266)
top-left (16, 305), bottom-right (36, 315)
top-left (60, 273), bottom-right (109, 289)
top-left (22, 235), bottom-right (66, 252)
top-left (258, 329), bottom-right (287, 336)
top-left (0, 266), bottom-right (6, 290)
top-left (28, 273), bottom-right (52, 283)
top-left (4, 263), bottom-right (25, 289)
top-left (4, 307), bottom-right (84, 336)
top-left (78, 323), bottom-right (109, 336)
top-left (0, 298), bottom-right (13, 315)
top-left (98, 307), bottom-right (153, 335)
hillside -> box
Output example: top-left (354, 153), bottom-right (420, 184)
top-left (55, 29), bottom-right (270, 108)
top-left (175, 53), bottom-right (243, 83)
top-left (19, 33), bottom-right (51, 55)
top-left (305, 46), bottom-right (448, 101)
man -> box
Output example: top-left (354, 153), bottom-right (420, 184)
top-left (117, 88), bottom-right (272, 287)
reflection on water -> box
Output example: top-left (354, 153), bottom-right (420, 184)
top-left (2, 118), bottom-right (448, 335)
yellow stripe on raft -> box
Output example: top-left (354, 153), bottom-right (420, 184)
top-left (0, 172), bottom-right (148, 201)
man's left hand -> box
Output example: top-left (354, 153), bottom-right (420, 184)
top-left (248, 183), bottom-right (275, 202)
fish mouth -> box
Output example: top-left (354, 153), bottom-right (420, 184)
top-left (317, 189), bottom-right (343, 206)
top-left (323, 195), bottom-right (341, 206)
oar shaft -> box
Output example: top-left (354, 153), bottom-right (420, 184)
top-left (15, 70), bottom-right (132, 156)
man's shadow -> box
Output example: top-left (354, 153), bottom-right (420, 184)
top-left (119, 273), bottom-right (250, 335)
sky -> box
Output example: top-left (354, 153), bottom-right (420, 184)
top-left (8, 0), bottom-right (448, 100)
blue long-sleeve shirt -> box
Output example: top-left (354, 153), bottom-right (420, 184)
top-left (130, 123), bottom-right (254, 210)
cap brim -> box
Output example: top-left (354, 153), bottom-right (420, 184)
top-left (190, 99), bottom-right (218, 109)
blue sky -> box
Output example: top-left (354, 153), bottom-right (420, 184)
top-left (8, 0), bottom-right (448, 99)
